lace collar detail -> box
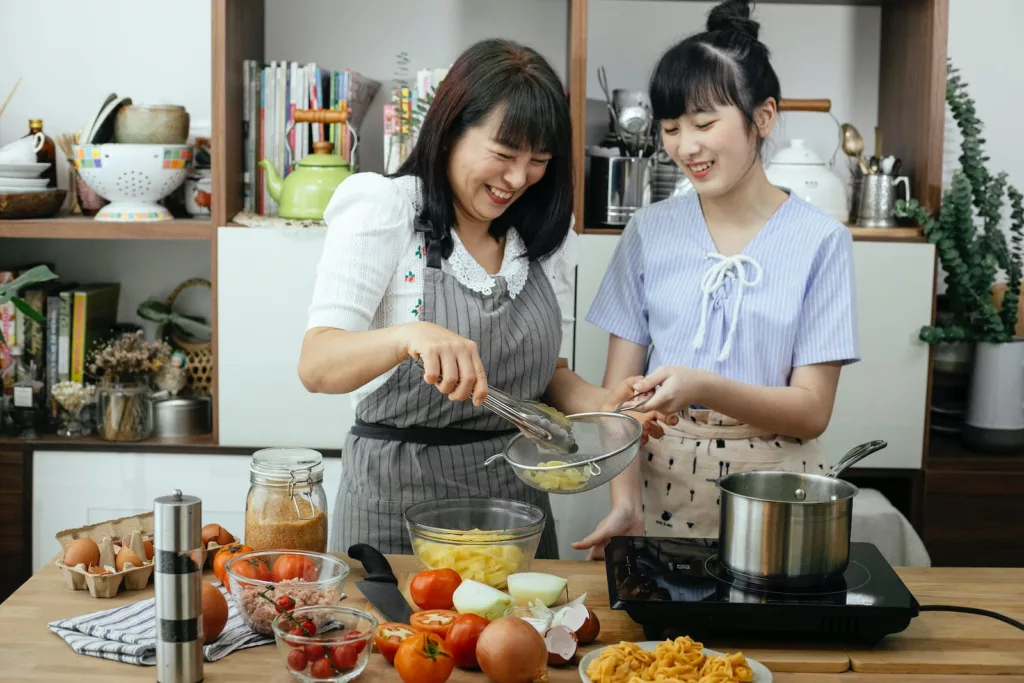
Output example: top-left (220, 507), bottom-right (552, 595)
top-left (444, 228), bottom-right (530, 298)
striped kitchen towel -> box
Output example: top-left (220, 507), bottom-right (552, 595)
top-left (47, 583), bottom-right (271, 665)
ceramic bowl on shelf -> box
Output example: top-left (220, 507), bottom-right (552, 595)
top-left (114, 104), bottom-right (190, 144)
top-left (0, 189), bottom-right (66, 219)
top-left (71, 143), bottom-right (192, 222)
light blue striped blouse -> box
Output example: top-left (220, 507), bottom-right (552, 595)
top-left (586, 191), bottom-right (859, 387)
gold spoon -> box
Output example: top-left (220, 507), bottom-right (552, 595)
top-left (841, 123), bottom-right (870, 175)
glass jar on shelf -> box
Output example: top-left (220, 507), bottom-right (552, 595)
top-left (245, 448), bottom-right (329, 553)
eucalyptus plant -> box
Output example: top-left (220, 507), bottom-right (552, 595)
top-left (0, 265), bottom-right (58, 346)
top-left (898, 59), bottom-right (1024, 344)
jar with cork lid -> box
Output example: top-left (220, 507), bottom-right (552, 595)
top-left (245, 448), bottom-right (329, 553)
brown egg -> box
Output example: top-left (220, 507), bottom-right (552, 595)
top-left (116, 546), bottom-right (144, 571)
top-left (201, 583), bottom-right (228, 644)
top-left (143, 539), bottom-right (154, 560)
top-left (202, 524), bottom-right (234, 547)
top-left (64, 538), bottom-right (100, 568)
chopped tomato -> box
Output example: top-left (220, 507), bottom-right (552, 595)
top-left (373, 622), bottom-right (417, 663)
top-left (409, 568), bottom-right (462, 610)
top-left (445, 613), bottom-right (489, 669)
top-left (410, 609), bottom-right (458, 638)
top-left (394, 632), bottom-right (454, 683)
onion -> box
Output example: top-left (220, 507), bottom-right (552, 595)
top-left (453, 579), bottom-right (515, 621)
top-left (507, 573), bottom-right (568, 607)
top-left (476, 616), bottom-right (549, 683)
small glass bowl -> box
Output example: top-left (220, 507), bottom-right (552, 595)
top-left (272, 606), bottom-right (378, 683)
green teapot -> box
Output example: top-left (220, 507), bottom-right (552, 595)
top-left (259, 140), bottom-right (353, 220)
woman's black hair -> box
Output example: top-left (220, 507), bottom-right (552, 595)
top-left (393, 38), bottom-right (573, 262)
top-left (649, 0), bottom-right (780, 146)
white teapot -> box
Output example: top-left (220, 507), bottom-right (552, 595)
top-left (765, 139), bottom-right (848, 223)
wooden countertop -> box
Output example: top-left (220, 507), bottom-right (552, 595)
top-left (1, 555), bottom-right (1023, 682)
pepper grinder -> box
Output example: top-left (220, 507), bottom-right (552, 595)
top-left (154, 489), bottom-right (204, 683)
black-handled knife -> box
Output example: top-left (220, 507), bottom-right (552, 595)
top-left (348, 543), bottom-right (415, 623)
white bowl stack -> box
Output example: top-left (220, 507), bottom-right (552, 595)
top-left (0, 161), bottom-right (51, 194)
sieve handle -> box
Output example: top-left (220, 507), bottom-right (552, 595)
top-left (484, 454), bottom-right (505, 466)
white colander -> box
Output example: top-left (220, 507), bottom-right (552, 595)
top-left (72, 144), bottom-right (193, 222)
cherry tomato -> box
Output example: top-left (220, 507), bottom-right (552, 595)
top-left (342, 629), bottom-right (368, 654)
top-left (445, 613), bottom-right (490, 669)
top-left (394, 632), bottom-right (454, 683)
top-left (409, 568), bottom-right (462, 610)
top-left (272, 554), bottom-right (319, 583)
top-left (374, 622), bottom-right (417, 663)
top-left (409, 609), bottom-right (459, 638)
top-left (331, 643), bottom-right (359, 670)
top-left (301, 620), bottom-right (318, 636)
top-left (230, 557), bottom-right (272, 583)
top-left (276, 595), bottom-right (296, 611)
top-left (310, 657), bottom-right (335, 679)
top-left (304, 644), bottom-right (326, 661)
top-left (287, 648), bottom-right (308, 671)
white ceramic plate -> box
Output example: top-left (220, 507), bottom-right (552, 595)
top-left (0, 186), bottom-right (52, 194)
top-left (0, 162), bottom-right (48, 179)
top-left (0, 176), bottom-right (48, 187)
top-left (578, 641), bottom-right (772, 683)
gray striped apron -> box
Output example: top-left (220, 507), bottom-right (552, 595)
top-left (330, 230), bottom-right (561, 559)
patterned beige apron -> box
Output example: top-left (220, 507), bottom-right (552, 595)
top-left (641, 407), bottom-right (828, 538)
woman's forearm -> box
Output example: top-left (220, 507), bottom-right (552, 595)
top-left (604, 336), bottom-right (649, 511)
top-left (693, 365), bottom-right (841, 440)
top-left (543, 363), bottom-right (610, 415)
top-left (298, 326), bottom-right (408, 394)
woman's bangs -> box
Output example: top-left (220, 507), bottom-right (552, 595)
top-left (492, 80), bottom-right (568, 156)
top-left (650, 45), bottom-right (745, 120)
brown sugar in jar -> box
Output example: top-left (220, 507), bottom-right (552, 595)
top-left (245, 448), bottom-right (329, 553)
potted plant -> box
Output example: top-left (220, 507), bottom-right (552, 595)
top-left (0, 264), bottom-right (58, 346)
top-left (88, 330), bottom-right (172, 442)
top-left (899, 59), bottom-right (1024, 453)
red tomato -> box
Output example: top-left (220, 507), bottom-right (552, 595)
top-left (374, 622), bottom-right (417, 664)
top-left (304, 644), bottom-right (326, 661)
top-left (409, 609), bottom-right (459, 638)
top-left (287, 648), bottom-right (307, 671)
top-left (341, 629), bottom-right (368, 654)
top-left (230, 557), bottom-right (272, 583)
top-left (272, 554), bottom-right (319, 583)
top-left (310, 657), bottom-right (334, 679)
top-left (394, 632), bottom-right (454, 683)
top-left (409, 569), bottom-right (462, 610)
top-left (445, 613), bottom-right (490, 669)
top-left (331, 643), bottom-right (359, 670)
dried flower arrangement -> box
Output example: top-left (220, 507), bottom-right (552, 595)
top-left (88, 331), bottom-right (172, 442)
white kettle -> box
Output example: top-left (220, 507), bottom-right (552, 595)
top-left (765, 139), bottom-right (848, 223)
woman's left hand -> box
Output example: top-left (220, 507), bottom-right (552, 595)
top-left (631, 365), bottom-right (712, 415)
top-left (602, 375), bottom-right (677, 444)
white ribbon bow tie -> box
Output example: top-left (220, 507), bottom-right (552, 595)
top-left (692, 252), bottom-right (764, 362)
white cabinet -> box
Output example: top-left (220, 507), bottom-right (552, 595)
top-left (32, 450), bottom-right (342, 573)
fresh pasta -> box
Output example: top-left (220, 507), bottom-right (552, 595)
top-left (522, 461), bottom-right (590, 491)
top-left (412, 533), bottom-right (525, 588)
top-left (586, 636), bottom-right (755, 683)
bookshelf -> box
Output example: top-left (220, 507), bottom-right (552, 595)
top-left (0, 0), bottom-right (949, 449)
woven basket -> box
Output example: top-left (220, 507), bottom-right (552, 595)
top-left (166, 278), bottom-right (214, 396)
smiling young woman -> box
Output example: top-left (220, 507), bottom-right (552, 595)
top-left (573, 0), bottom-right (860, 558)
top-left (297, 38), bottom-right (669, 557)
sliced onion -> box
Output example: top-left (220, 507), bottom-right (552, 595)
top-left (453, 579), bottom-right (515, 621)
top-left (507, 572), bottom-right (568, 607)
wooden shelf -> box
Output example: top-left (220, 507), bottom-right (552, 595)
top-left (582, 224), bottom-right (927, 243)
top-left (0, 433), bottom-right (218, 452)
top-left (0, 217), bottom-right (214, 240)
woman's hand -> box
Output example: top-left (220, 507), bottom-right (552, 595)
top-left (631, 365), bottom-right (713, 416)
top-left (400, 322), bottom-right (489, 405)
top-left (602, 375), bottom-right (678, 444)
top-left (572, 504), bottom-right (645, 560)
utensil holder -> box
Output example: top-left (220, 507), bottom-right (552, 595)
top-left (586, 155), bottom-right (653, 227)
top-left (850, 173), bottom-right (910, 228)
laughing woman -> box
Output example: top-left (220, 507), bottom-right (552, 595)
top-left (574, 0), bottom-right (859, 558)
top-left (299, 39), bottom-right (665, 557)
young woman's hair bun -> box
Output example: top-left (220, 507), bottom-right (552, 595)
top-left (706, 0), bottom-right (760, 42)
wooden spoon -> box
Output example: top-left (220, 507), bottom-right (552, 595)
top-left (841, 122), bottom-right (870, 175)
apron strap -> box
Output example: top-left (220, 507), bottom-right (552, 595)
top-left (351, 418), bottom-right (517, 446)
top-left (414, 219), bottom-right (445, 270)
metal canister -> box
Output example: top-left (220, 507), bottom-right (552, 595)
top-left (154, 489), bottom-right (204, 683)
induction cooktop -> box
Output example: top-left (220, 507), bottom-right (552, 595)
top-left (604, 536), bottom-right (920, 646)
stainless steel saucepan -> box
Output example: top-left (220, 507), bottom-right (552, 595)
top-left (716, 439), bottom-right (888, 587)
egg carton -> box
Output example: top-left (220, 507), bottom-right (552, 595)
top-left (53, 512), bottom-right (240, 599)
